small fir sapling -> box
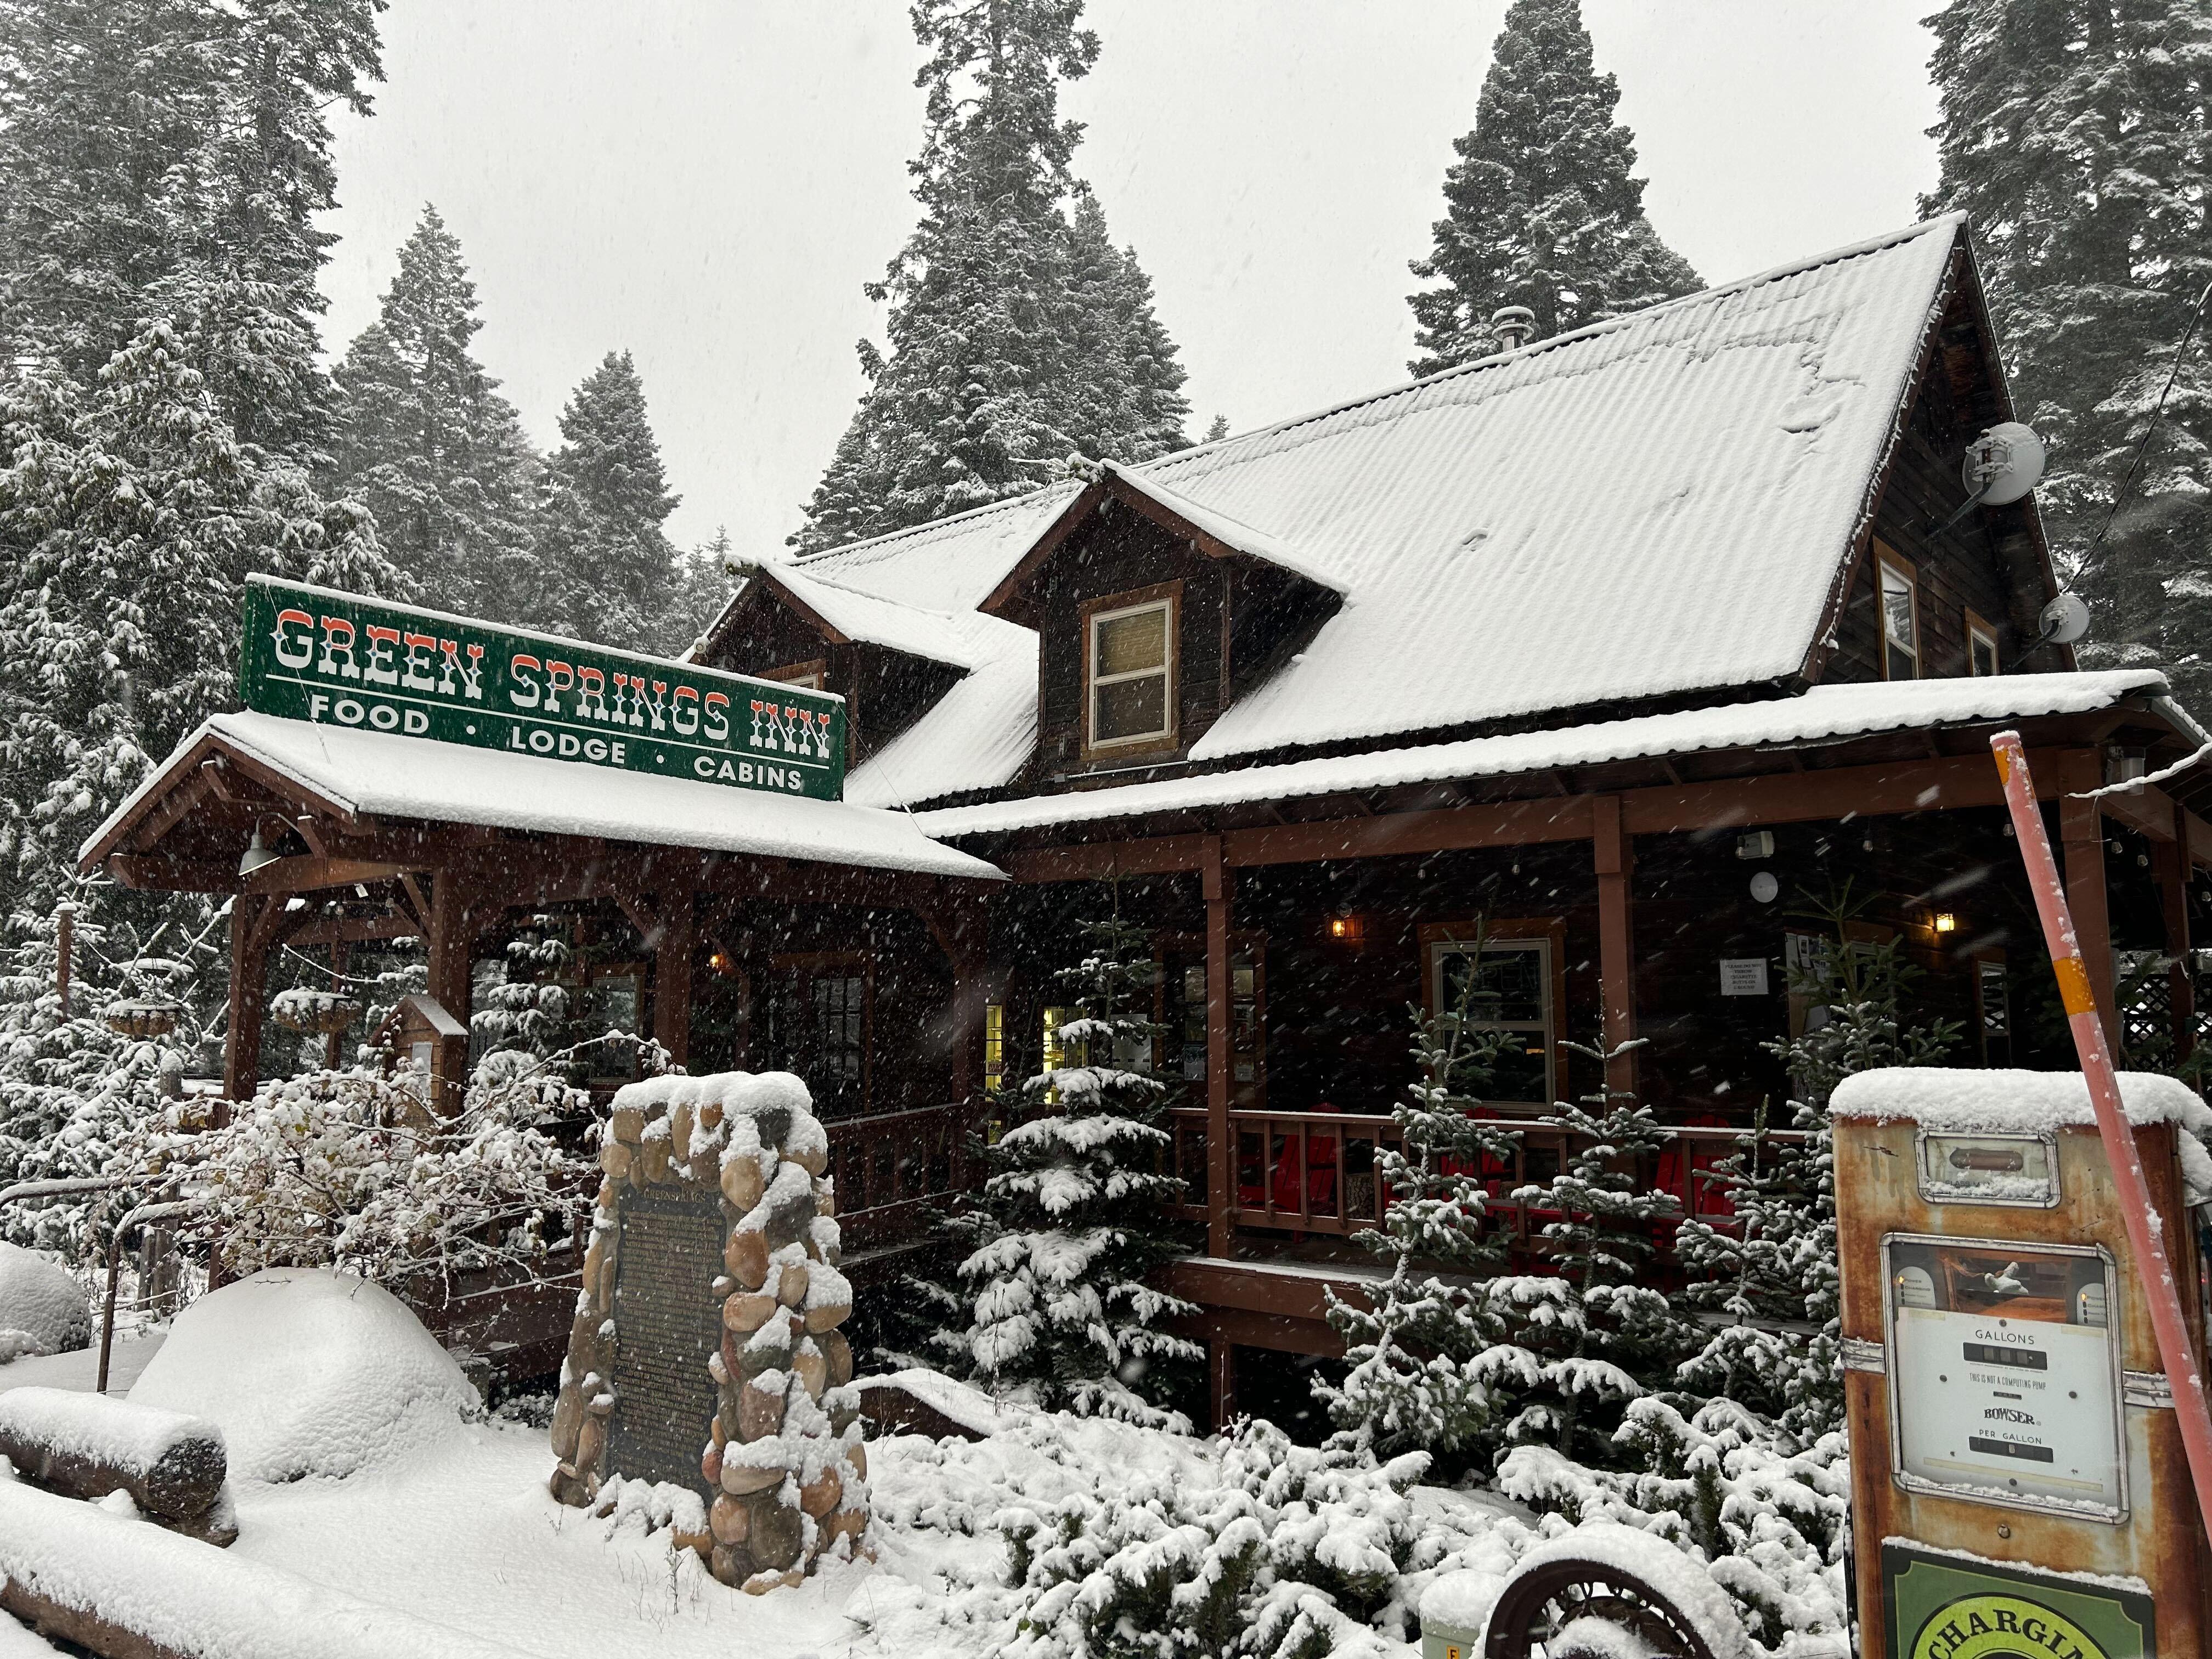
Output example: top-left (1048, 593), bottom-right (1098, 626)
top-left (1471, 1040), bottom-right (1694, 1470)
top-left (1673, 884), bottom-right (1959, 1438)
top-left (1318, 927), bottom-right (1524, 1466)
top-left (469, 918), bottom-right (574, 1066)
top-left (938, 903), bottom-right (1201, 1426)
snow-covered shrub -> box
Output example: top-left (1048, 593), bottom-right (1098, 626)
top-left (1498, 1397), bottom-right (1850, 1654)
top-left (469, 918), bottom-right (573, 1060)
top-left (997, 1419), bottom-right (1452, 1659)
top-left (934, 906), bottom-right (1200, 1426)
top-left (130, 1267), bottom-right (482, 1480)
top-left (0, 1239), bottom-right (91, 1361)
top-left (168, 1050), bottom-right (590, 1290)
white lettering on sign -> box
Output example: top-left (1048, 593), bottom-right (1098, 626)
top-left (1719, 958), bottom-right (1770, 996)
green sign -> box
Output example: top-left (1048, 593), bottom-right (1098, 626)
top-left (239, 576), bottom-right (845, 800)
top-left (1883, 1544), bottom-right (2152, 1659)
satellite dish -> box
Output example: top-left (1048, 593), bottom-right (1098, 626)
top-left (2040, 590), bottom-right (2091, 645)
top-left (1962, 422), bottom-right (2046, 506)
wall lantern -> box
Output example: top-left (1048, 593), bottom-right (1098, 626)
top-left (1328, 914), bottom-right (1365, 943)
top-left (1931, 911), bottom-right (1959, 935)
top-left (708, 950), bottom-right (733, 974)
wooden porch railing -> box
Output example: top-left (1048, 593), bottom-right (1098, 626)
top-left (822, 1101), bottom-right (985, 1252)
top-left (1164, 1107), bottom-right (1810, 1241)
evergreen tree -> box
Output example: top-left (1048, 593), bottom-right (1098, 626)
top-left (0, 0), bottom-right (383, 465)
top-left (524, 352), bottom-right (681, 650)
top-left (1922, 0), bottom-right (2212, 710)
top-left (469, 918), bottom-right (574, 1065)
top-left (938, 906), bottom-right (1201, 1426)
top-left (331, 206), bottom-right (538, 617)
top-left (1202, 414), bottom-right (1230, 444)
top-left (792, 1), bottom-right (1188, 552)
top-left (1318, 949), bottom-right (1523, 1465)
top-left (1407, 0), bottom-right (1701, 375)
top-left (1674, 891), bottom-right (1960, 1439)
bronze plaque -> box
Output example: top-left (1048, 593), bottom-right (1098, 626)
top-left (606, 1187), bottom-right (724, 1494)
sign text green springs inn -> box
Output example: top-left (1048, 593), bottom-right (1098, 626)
top-left (240, 577), bottom-right (848, 800)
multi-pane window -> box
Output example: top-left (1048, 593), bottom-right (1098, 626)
top-left (810, 974), bottom-right (865, 1080)
top-left (1428, 938), bottom-right (1554, 1105)
top-left (1878, 550), bottom-right (1919, 680)
top-left (1086, 594), bottom-right (1175, 750)
top-left (1978, 958), bottom-right (2011, 1066)
top-left (1967, 612), bottom-right (1999, 678)
top-left (983, 1003), bottom-right (1006, 1094)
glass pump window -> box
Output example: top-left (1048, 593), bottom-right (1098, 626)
top-left (1087, 596), bottom-right (1174, 749)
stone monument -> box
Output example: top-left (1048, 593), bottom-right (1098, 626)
top-left (548, 1070), bottom-right (866, 1592)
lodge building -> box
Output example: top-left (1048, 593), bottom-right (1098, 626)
top-left (82, 215), bottom-right (2212, 1420)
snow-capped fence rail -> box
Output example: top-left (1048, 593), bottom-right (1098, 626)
top-left (0, 1477), bottom-right (535, 1659)
top-left (0, 1387), bottom-right (232, 1545)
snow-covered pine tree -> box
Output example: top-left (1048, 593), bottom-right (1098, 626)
top-left (0, 0), bottom-right (383, 467)
top-left (331, 207), bottom-right (539, 617)
top-left (1674, 891), bottom-right (1959, 1438)
top-left (1203, 415), bottom-right (1230, 444)
top-left (1466, 1043), bottom-right (1694, 1469)
top-left (522, 351), bottom-right (682, 650)
top-left (1407, 0), bottom-right (1701, 375)
top-left (941, 906), bottom-right (1201, 1426)
top-left (1318, 945), bottom-right (1524, 1465)
top-left (470, 919), bottom-right (574, 1066)
top-left (1923, 0), bottom-right (2212, 708)
top-left (791, 0), bottom-right (1190, 551)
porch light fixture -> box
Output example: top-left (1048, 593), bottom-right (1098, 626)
top-left (237, 825), bottom-right (280, 878)
top-left (1932, 911), bottom-right (1958, 935)
top-left (1329, 914), bottom-right (1365, 942)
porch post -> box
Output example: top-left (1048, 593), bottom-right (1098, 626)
top-left (222, 895), bottom-right (270, 1125)
top-left (425, 871), bottom-right (476, 1113)
top-left (654, 891), bottom-right (696, 1068)
top-left (923, 892), bottom-right (990, 1107)
top-left (1203, 838), bottom-right (1233, 1258)
top-left (2059, 758), bottom-right (2119, 1048)
top-left (1592, 794), bottom-right (1639, 1099)
top-left (2161, 800), bottom-right (2196, 1064)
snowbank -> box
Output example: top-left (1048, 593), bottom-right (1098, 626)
top-left (128, 1269), bottom-right (479, 1481)
top-left (856, 1369), bottom-right (1031, 1440)
top-left (1830, 1068), bottom-right (2211, 1136)
top-left (0, 1477), bottom-right (531, 1659)
top-left (0, 1244), bottom-right (89, 1364)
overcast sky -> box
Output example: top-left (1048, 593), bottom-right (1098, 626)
top-left (317, 2), bottom-right (1942, 562)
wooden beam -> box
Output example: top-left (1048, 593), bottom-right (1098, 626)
top-left (1003, 834), bottom-right (1213, 883)
top-left (106, 855), bottom-right (240, 893)
top-left (1224, 797), bottom-right (1594, 866)
top-left (1592, 795), bottom-right (1638, 1099)
top-left (223, 897), bottom-right (269, 1118)
top-left (241, 855), bottom-right (411, 895)
top-left (2097, 780), bottom-right (2182, 844)
top-left (2159, 800), bottom-right (2196, 1065)
top-left (287, 912), bottom-right (420, 946)
top-left (1203, 839), bottom-right (1232, 1259)
top-left (128, 769), bottom-right (217, 852)
top-left (1620, 749), bottom-right (2072, 836)
top-left (397, 873), bottom-right (432, 933)
top-left (425, 872), bottom-right (476, 1112)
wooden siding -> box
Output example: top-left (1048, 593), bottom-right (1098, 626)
top-left (700, 594), bottom-right (961, 761)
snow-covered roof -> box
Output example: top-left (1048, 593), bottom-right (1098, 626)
top-left (910, 670), bottom-right (2170, 837)
top-left (81, 712), bottom-right (1003, 881)
top-left (787, 216), bottom-right (1978, 802)
top-left (741, 559), bottom-right (981, 670)
top-left (1831, 1067), bottom-right (2212, 1136)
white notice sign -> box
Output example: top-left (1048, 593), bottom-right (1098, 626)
top-left (1718, 958), bottom-right (1769, 996)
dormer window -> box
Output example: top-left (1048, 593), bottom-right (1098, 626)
top-left (1877, 545), bottom-right (1918, 680)
top-left (1084, 583), bottom-right (1180, 757)
top-left (763, 658), bottom-right (826, 691)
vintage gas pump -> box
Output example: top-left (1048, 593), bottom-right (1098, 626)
top-left (1833, 1068), bottom-right (2212, 1659)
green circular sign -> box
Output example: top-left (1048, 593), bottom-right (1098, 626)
top-left (1911, 1593), bottom-right (2110, 1659)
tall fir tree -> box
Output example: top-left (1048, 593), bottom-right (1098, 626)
top-left (1922, 0), bottom-right (2212, 712)
top-left (935, 907), bottom-right (1200, 1426)
top-left (1407, 0), bottom-right (1701, 375)
top-left (331, 206), bottom-right (538, 617)
top-left (0, 0), bottom-right (383, 466)
top-left (523, 351), bottom-right (681, 650)
top-left (791, 0), bottom-right (1188, 552)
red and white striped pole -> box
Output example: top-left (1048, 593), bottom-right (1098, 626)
top-left (1991, 731), bottom-right (2212, 1523)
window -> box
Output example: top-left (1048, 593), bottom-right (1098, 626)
top-left (1977, 957), bottom-right (2010, 1066)
top-left (1878, 548), bottom-right (1919, 680)
top-left (763, 659), bottom-right (825, 691)
top-left (1966, 610), bottom-right (1999, 678)
top-left (1423, 928), bottom-right (1558, 1105)
top-left (766, 953), bottom-right (868, 1115)
top-left (1084, 585), bottom-right (1178, 754)
top-left (983, 1003), bottom-right (1006, 1094)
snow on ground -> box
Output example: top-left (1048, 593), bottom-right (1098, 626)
top-left (0, 1329), bottom-right (163, 1399)
top-left (0, 1244), bottom-right (91, 1363)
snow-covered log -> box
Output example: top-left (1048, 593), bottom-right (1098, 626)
top-left (0, 1386), bottom-right (228, 1536)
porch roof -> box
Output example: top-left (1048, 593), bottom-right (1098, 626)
top-left (910, 670), bottom-right (2193, 839)
top-left (79, 711), bottom-right (1003, 881)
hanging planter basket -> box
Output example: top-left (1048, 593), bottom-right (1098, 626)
top-left (103, 998), bottom-right (186, 1039)
top-left (269, 989), bottom-right (362, 1037)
